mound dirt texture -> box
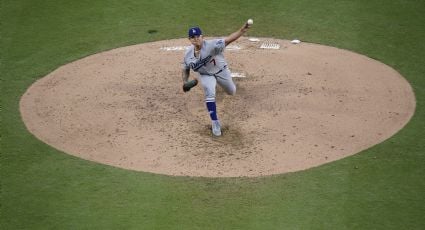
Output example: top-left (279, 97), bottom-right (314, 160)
top-left (20, 38), bottom-right (415, 177)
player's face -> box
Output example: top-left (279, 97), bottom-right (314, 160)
top-left (189, 35), bottom-right (203, 47)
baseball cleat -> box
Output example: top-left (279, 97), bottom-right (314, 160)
top-left (211, 120), bottom-right (222, 136)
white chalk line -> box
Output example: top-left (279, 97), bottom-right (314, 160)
top-left (231, 72), bottom-right (246, 78)
top-left (160, 46), bottom-right (188, 51)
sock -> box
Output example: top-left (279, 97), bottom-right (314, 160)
top-left (206, 101), bottom-right (218, 121)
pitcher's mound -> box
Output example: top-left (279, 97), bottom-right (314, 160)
top-left (20, 38), bottom-right (415, 177)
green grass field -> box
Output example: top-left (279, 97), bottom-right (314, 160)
top-left (2, 0), bottom-right (424, 229)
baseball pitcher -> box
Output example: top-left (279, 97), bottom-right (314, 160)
top-left (182, 20), bottom-right (252, 136)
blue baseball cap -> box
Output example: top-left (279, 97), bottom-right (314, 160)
top-left (188, 27), bottom-right (202, 37)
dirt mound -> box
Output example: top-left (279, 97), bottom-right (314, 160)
top-left (20, 38), bottom-right (416, 177)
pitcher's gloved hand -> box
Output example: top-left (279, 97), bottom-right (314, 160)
top-left (183, 79), bottom-right (198, 92)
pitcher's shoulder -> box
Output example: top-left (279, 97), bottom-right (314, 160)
top-left (184, 45), bottom-right (194, 54)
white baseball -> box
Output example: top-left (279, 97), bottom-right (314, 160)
top-left (247, 19), bottom-right (253, 25)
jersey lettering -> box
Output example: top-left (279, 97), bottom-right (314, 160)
top-left (190, 55), bottom-right (213, 71)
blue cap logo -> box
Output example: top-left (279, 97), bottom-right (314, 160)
top-left (188, 27), bottom-right (202, 37)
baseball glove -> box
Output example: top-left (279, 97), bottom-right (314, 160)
top-left (183, 79), bottom-right (198, 92)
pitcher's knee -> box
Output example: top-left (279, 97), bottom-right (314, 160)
top-left (227, 86), bottom-right (236, 95)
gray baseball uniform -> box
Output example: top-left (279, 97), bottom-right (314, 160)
top-left (183, 39), bottom-right (236, 103)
